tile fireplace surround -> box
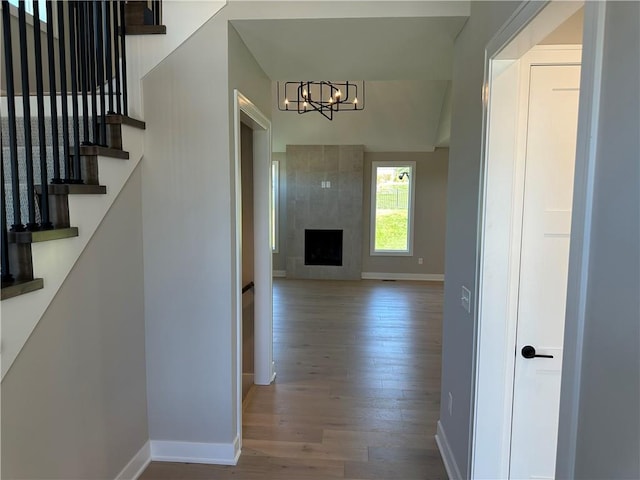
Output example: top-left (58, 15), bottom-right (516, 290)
top-left (285, 145), bottom-right (364, 280)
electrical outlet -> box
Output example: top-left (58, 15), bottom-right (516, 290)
top-left (461, 286), bottom-right (471, 313)
top-left (448, 392), bottom-right (453, 416)
top-left (326, 181), bottom-right (331, 188)
top-left (418, 257), bottom-right (423, 265)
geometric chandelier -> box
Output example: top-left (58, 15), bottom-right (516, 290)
top-left (277, 81), bottom-right (365, 120)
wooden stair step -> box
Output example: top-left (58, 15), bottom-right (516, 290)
top-left (36, 184), bottom-right (107, 195)
top-left (79, 145), bottom-right (129, 159)
top-left (9, 227), bottom-right (79, 244)
top-left (123, 25), bottom-right (166, 35)
top-left (100, 115), bottom-right (146, 130)
top-left (1, 278), bottom-right (44, 300)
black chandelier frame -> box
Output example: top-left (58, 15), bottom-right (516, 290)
top-left (277, 81), bottom-right (365, 120)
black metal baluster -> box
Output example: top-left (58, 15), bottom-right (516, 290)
top-left (119, 0), bottom-right (128, 116)
top-left (152, 0), bottom-right (160, 25)
top-left (57, 0), bottom-right (71, 182)
top-left (95, 0), bottom-right (107, 145)
top-left (32, 1), bottom-right (52, 229)
top-left (1, 0), bottom-right (24, 232)
top-left (1, 132), bottom-right (12, 283)
top-left (45, 0), bottom-right (62, 184)
top-left (105, 0), bottom-right (115, 113)
top-left (78, 2), bottom-right (91, 146)
top-left (68, 1), bottom-right (82, 183)
top-left (112, 0), bottom-right (122, 115)
top-left (18, 1), bottom-right (38, 231)
top-left (88, 3), bottom-right (99, 144)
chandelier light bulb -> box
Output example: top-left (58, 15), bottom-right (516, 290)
top-left (354, 98), bottom-right (358, 104)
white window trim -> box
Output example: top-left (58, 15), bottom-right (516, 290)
top-left (271, 160), bottom-right (279, 253)
top-left (370, 160), bottom-right (416, 256)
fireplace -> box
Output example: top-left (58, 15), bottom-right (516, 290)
top-left (305, 229), bottom-right (343, 266)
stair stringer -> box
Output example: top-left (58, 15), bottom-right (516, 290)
top-left (1, 124), bottom-right (144, 379)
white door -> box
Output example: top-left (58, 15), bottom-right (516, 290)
top-left (509, 64), bottom-right (581, 479)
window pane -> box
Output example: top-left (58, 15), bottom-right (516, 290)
top-left (374, 165), bottom-right (411, 251)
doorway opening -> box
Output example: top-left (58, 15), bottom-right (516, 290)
top-left (472, 2), bottom-right (604, 478)
top-left (233, 90), bottom-right (275, 450)
top-left (240, 121), bottom-right (256, 402)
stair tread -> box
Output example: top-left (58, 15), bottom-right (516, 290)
top-left (123, 25), bottom-right (166, 35)
top-left (1, 278), bottom-right (44, 300)
top-left (100, 115), bottom-right (146, 130)
top-left (79, 145), bottom-right (129, 159)
top-left (35, 184), bottom-right (107, 195)
top-left (9, 227), bottom-right (79, 244)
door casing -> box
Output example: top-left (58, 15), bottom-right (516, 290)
top-left (471, 1), bottom-right (606, 478)
top-left (233, 90), bottom-right (275, 452)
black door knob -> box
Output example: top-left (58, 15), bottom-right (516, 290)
top-left (521, 345), bottom-right (554, 359)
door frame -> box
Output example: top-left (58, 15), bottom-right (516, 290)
top-left (233, 90), bottom-right (275, 448)
top-left (471, 2), bottom-right (606, 478)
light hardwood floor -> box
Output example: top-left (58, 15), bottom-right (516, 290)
top-left (140, 279), bottom-right (447, 479)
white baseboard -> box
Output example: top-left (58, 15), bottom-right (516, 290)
top-left (436, 420), bottom-right (463, 480)
top-left (361, 272), bottom-right (444, 282)
top-left (150, 436), bottom-right (241, 466)
top-left (272, 270), bottom-right (286, 278)
top-left (115, 441), bottom-right (151, 480)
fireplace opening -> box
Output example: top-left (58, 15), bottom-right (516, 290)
top-left (305, 229), bottom-right (343, 266)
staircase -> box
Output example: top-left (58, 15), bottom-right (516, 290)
top-left (0, 0), bottom-right (166, 377)
top-left (1, 114), bottom-right (144, 298)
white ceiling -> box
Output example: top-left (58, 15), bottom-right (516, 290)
top-left (231, 16), bottom-right (468, 81)
top-left (231, 14), bottom-right (468, 151)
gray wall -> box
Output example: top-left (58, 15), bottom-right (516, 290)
top-left (1, 5), bottom-right (79, 95)
top-left (560, 4), bottom-right (639, 478)
top-left (438, 2), bottom-right (521, 478)
top-left (1, 167), bottom-right (148, 479)
top-left (273, 149), bottom-right (448, 277)
top-left (441, 2), bottom-right (640, 479)
top-left (285, 145), bottom-right (364, 280)
top-left (362, 150), bottom-right (448, 275)
top-left (142, 15), bottom-right (270, 447)
top-left (1, 12), bottom-right (52, 95)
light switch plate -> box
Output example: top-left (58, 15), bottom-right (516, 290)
top-left (461, 286), bottom-right (471, 313)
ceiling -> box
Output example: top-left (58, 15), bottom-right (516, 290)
top-left (232, 14), bottom-right (468, 150)
top-left (231, 16), bottom-right (468, 81)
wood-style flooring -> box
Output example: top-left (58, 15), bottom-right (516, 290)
top-left (140, 279), bottom-right (447, 479)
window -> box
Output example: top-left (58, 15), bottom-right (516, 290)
top-left (370, 162), bottom-right (416, 255)
top-left (271, 160), bottom-right (279, 253)
top-left (8, 0), bottom-right (47, 21)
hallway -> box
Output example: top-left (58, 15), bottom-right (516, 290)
top-left (141, 279), bottom-right (447, 479)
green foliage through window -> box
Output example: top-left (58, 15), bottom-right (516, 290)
top-left (372, 163), bottom-right (414, 253)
